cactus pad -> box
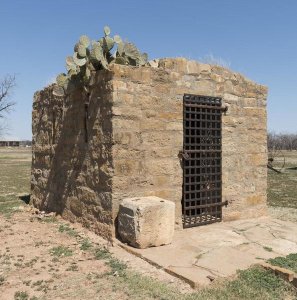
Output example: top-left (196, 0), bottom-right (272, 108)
top-left (104, 26), bottom-right (111, 36)
top-left (53, 85), bottom-right (65, 97)
top-left (56, 73), bottom-right (68, 87)
top-left (54, 25), bottom-right (149, 96)
top-left (77, 44), bottom-right (87, 57)
top-left (73, 52), bottom-right (87, 66)
top-left (114, 35), bottom-right (122, 44)
top-left (123, 42), bottom-right (140, 60)
top-left (114, 57), bottom-right (126, 65)
top-left (79, 35), bottom-right (90, 47)
top-left (102, 36), bottom-right (114, 51)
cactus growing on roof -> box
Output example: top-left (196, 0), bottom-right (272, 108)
top-left (54, 26), bottom-right (149, 97)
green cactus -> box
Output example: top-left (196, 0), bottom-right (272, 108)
top-left (123, 42), bottom-right (140, 60)
top-left (114, 57), bottom-right (126, 65)
top-left (66, 56), bottom-right (75, 66)
top-left (66, 63), bottom-right (77, 72)
top-left (90, 42), bottom-right (103, 61)
top-left (79, 35), bottom-right (90, 47)
top-left (114, 35), bottom-right (122, 44)
top-left (68, 68), bottom-right (79, 76)
top-left (83, 67), bottom-right (91, 84)
top-left (74, 43), bottom-right (80, 52)
top-left (104, 26), bottom-right (111, 36)
top-left (102, 36), bottom-right (114, 52)
top-left (64, 79), bottom-right (76, 94)
top-left (77, 44), bottom-right (88, 57)
top-left (53, 85), bottom-right (65, 97)
top-left (56, 73), bottom-right (68, 87)
top-left (85, 67), bottom-right (91, 78)
top-left (54, 25), bottom-right (149, 97)
top-left (98, 37), bottom-right (104, 46)
top-left (73, 52), bottom-right (87, 66)
top-left (117, 41), bottom-right (124, 56)
top-left (139, 53), bottom-right (148, 66)
top-left (100, 54), bottom-right (109, 70)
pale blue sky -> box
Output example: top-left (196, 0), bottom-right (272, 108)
top-left (0, 0), bottom-right (296, 139)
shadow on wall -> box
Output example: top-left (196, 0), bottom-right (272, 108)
top-left (42, 89), bottom-right (89, 214)
top-left (32, 72), bottom-right (114, 235)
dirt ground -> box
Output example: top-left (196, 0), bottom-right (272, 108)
top-left (0, 207), bottom-right (194, 300)
top-left (0, 148), bottom-right (297, 300)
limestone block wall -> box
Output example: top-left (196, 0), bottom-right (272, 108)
top-left (31, 58), bottom-right (268, 238)
top-left (31, 71), bottom-right (114, 239)
top-left (111, 58), bottom-right (268, 225)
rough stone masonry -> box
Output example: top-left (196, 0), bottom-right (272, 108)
top-left (31, 58), bottom-right (268, 240)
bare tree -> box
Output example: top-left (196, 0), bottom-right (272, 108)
top-left (268, 131), bottom-right (297, 151)
top-left (0, 75), bottom-right (16, 117)
top-left (0, 75), bottom-right (16, 135)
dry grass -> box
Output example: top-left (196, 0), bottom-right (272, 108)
top-left (0, 147), bottom-right (296, 299)
top-left (268, 151), bottom-right (297, 215)
top-left (0, 148), bottom-right (31, 216)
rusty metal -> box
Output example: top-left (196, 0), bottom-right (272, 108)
top-left (84, 103), bottom-right (89, 143)
top-left (182, 94), bottom-right (226, 228)
top-left (178, 150), bottom-right (190, 160)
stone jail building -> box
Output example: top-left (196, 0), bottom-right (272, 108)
top-left (31, 58), bottom-right (268, 239)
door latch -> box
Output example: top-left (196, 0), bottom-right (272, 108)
top-left (178, 150), bottom-right (190, 160)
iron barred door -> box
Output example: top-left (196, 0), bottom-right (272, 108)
top-left (182, 94), bottom-right (227, 228)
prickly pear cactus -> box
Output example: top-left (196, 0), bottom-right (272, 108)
top-left (79, 35), bottom-right (90, 47)
top-left (54, 25), bottom-right (149, 97)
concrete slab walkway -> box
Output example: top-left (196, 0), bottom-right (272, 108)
top-left (118, 217), bottom-right (297, 288)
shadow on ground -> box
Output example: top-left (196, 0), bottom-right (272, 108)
top-left (19, 194), bottom-right (31, 204)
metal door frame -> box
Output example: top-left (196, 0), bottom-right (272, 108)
top-left (181, 94), bottom-right (228, 228)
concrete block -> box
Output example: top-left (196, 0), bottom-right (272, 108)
top-left (118, 196), bottom-right (175, 248)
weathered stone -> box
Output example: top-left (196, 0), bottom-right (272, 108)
top-left (32, 57), bottom-right (268, 242)
top-left (118, 196), bottom-right (175, 248)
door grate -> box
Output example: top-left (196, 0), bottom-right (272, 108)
top-left (182, 94), bottom-right (226, 228)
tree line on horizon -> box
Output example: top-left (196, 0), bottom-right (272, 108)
top-left (268, 132), bottom-right (297, 151)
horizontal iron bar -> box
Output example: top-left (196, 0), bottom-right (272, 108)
top-left (184, 172), bottom-right (221, 176)
top-left (184, 166), bottom-right (221, 171)
top-left (184, 196), bottom-right (221, 202)
top-left (184, 187), bottom-right (221, 193)
top-left (183, 212), bottom-right (222, 219)
top-left (184, 214), bottom-right (222, 221)
top-left (185, 119), bottom-right (221, 126)
top-left (184, 115), bottom-right (221, 118)
top-left (184, 214), bottom-right (221, 220)
top-left (184, 145), bottom-right (221, 148)
top-left (184, 177), bottom-right (221, 181)
top-left (184, 103), bottom-right (228, 111)
top-left (183, 149), bottom-right (222, 153)
top-left (184, 200), bottom-right (228, 210)
top-left (185, 103), bottom-right (220, 109)
top-left (184, 184), bottom-right (221, 188)
top-left (184, 94), bottom-right (222, 101)
top-left (185, 134), bottom-right (221, 138)
top-left (185, 171), bottom-right (221, 176)
top-left (183, 218), bottom-right (222, 228)
top-left (184, 114), bottom-right (221, 118)
top-left (184, 127), bottom-right (221, 131)
top-left (184, 112), bottom-right (222, 119)
top-left (184, 154), bottom-right (221, 157)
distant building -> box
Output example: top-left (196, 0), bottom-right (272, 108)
top-left (20, 140), bottom-right (32, 147)
top-left (0, 140), bottom-right (20, 147)
top-left (0, 136), bottom-right (20, 147)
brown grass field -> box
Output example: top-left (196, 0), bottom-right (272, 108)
top-left (0, 147), bottom-right (297, 300)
